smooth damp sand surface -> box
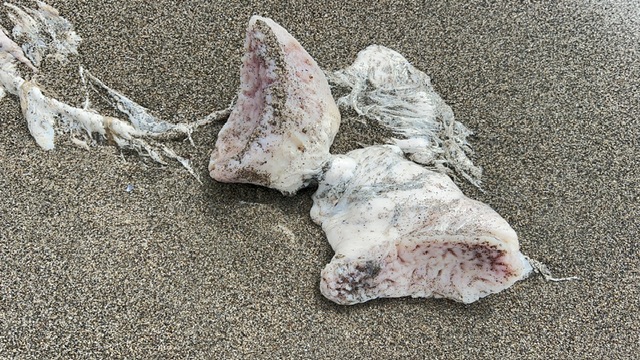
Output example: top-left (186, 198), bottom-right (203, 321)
top-left (0, 0), bottom-right (638, 358)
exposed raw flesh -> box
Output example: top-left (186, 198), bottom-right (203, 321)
top-left (311, 145), bottom-right (532, 304)
top-left (209, 16), bottom-right (340, 195)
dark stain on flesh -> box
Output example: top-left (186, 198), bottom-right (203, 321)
top-left (355, 260), bottom-right (381, 278)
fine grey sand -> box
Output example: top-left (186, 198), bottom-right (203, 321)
top-left (1, 0), bottom-right (638, 358)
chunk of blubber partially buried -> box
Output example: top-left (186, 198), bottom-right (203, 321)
top-left (311, 145), bottom-right (532, 305)
top-left (209, 16), bottom-right (340, 195)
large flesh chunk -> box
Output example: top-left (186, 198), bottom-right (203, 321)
top-left (311, 145), bottom-right (532, 305)
top-left (209, 16), bottom-right (340, 195)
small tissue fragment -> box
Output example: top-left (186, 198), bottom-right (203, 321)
top-left (209, 16), bottom-right (340, 195)
top-left (5, 1), bottom-right (81, 66)
top-left (0, 27), bottom-right (36, 72)
top-left (311, 145), bottom-right (531, 305)
top-left (20, 81), bottom-right (57, 149)
top-left (328, 45), bottom-right (481, 188)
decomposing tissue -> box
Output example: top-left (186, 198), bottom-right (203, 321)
top-left (209, 15), bottom-right (340, 195)
top-left (5, 0), bottom-right (81, 67)
top-left (311, 146), bottom-right (532, 305)
top-left (0, 1), bottom-right (224, 181)
top-left (1, 4), bottom-right (570, 305)
top-left (208, 16), bottom-right (571, 305)
top-left (328, 45), bottom-right (482, 188)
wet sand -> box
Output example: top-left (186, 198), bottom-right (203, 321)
top-left (0, 0), bottom-right (638, 358)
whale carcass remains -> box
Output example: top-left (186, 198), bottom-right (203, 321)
top-left (210, 16), bottom-right (539, 304)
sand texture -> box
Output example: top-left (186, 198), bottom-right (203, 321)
top-left (0, 0), bottom-right (638, 358)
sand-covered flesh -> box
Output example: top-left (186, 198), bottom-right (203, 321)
top-left (0, 0), bottom-right (638, 358)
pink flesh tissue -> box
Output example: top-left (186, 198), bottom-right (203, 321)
top-left (311, 146), bottom-right (532, 305)
top-left (209, 16), bottom-right (340, 195)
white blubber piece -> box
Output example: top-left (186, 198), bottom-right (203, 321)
top-left (311, 145), bottom-right (532, 305)
top-left (329, 45), bottom-right (482, 188)
top-left (209, 16), bottom-right (340, 195)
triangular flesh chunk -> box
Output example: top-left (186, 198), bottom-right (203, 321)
top-left (209, 16), bottom-right (340, 195)
top-left (311, 145), bottom-right (532, 304)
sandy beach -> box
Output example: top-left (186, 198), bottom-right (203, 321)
top-left (0, 0), bottom-right (638, 358)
